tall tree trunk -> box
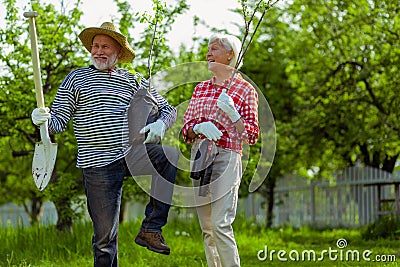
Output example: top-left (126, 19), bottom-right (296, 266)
top-left (119, 198), bottom-right (126, 223)
top-left (266, 178), bottom-right (276, 228)
top-left (51, 167), bottom-right (74, 232)
top-left (382, 154), bottom-right (398, 173)
top-left (54, 198), bottom-right (73, 232)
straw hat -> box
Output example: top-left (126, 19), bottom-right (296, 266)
top-left (78, 22), bottom-right (135, 63)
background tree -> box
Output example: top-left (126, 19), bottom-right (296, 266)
top-left (283, 0), bottom-right (400, 173)
top-left (241, 0), bottom-right (400, 227)
top-left (0, 0), bottom-right (87, 229)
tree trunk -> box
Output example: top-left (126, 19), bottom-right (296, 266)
top-left (23, 195), bottom-right (44, 226)
top-left (119, 197), bottom-right (127, 223)
top-left (266, 178), bottom-right (276, 228)
top-left (54, 198), bottom-right (73, 232)
top-left (382, 154), bottom-right (398, 173)
top-left (51, 166), bottom-right (74, 232)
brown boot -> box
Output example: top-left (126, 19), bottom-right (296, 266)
top-left (134, 231), bottom-right (170, 255)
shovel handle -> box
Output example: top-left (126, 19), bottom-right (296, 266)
top-left (25, 12), bottom-right (52, 146)
top-left (24, 11), bottom-right (45, 109)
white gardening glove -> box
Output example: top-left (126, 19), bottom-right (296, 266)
top-left (193, 121), bottom-right (222, 141)
top-left (140, 120), bottom-right (166, 144)
top-left (217, 89), bottom-right (241, 123)
top-left (31, 107), bottom-right (51, 126)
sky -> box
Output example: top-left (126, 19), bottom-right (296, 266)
top-left (78, 0), bottom-right (243, 51)
top-left (0, 0), bottom-right (244, 74)
top-left (0, 0), bottom-right (243, 50)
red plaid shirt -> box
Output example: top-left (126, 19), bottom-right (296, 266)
top-left (182, 76), bottom-right (259, 154)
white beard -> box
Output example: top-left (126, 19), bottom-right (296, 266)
top-left (91, 52), bottom-right (119, 70)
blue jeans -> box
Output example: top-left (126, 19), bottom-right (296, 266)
top-left (82, 144), bottom-right (178, 267)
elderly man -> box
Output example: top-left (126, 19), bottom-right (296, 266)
top-left (31, 22), bottom-right (178, 266)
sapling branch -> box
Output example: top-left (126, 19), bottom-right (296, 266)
top-left (227, 0), bottom-right (281, 89)
top-left (142, 0), bottom-right (165, 90)
top-left (147, 11), bottom-right (159, 89)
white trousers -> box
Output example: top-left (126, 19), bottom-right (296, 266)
top-left (193, 146), bottom-right (242, 267)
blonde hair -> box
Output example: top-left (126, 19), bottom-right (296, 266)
top-left (208, 33), bottom-right (243, 69)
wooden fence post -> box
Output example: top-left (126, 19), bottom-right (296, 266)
top-left (310, 180), bottom-right (315, 227)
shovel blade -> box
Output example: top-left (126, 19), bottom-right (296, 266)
top-left (32, 141), bottom-right (57, 191)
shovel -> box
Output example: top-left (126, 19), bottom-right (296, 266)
top-left (24, 11), bottom-right (57, 191)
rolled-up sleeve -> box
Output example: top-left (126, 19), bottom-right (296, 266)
top-left (182, 93), bottom-right (199, 143)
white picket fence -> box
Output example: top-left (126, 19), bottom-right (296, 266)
top-left (272, 167), bottom-right (400, 228)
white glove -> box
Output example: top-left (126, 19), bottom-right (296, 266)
top-left (140, 120), bottom-right (166, 144)
top-left (217, 89), bottom-right (241, 122)
top-left (31, 107), bottom-right (51, 126)
top-left (193, 121), bottom-right (222, 141)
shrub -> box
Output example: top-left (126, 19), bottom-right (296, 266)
top-left (362, 215), bottom-right (400, 240)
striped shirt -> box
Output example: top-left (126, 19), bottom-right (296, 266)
top-left (48, 65), bottom-right (176, 168)
top-left (182, 76), bottom-right (259, 154)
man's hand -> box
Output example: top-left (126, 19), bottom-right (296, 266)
top-left (217, 89), bottom-right (241, 123)
top-left (193, 121), bottom-right (222, 141)
top-left (140, 120), bottom-right (166, 144)
top-left (31, 107), bottom-right (51, 126)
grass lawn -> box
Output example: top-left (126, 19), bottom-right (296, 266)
top-left (1, 215), bottom-right (399, 266)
